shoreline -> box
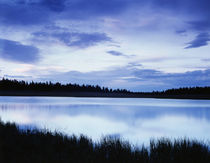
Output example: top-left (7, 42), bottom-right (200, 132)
top-left (1, 79), bottom-right (210, 100)
top-left (0, 91), bottom-right (210, 100)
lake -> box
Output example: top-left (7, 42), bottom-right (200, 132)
top-left (0, 96), bottom-right (210, 145)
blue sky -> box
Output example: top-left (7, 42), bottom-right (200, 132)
top-left (0, 0), bottom-right (210, 91)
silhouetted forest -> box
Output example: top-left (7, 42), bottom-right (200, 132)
top-left (0, 78), bottom-right (210, 99)
top-left (0, 121), bottom-right (209, 163)
top-left (0, 78), bottom-right (129, 93)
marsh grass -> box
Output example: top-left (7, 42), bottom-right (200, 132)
top-left (0, 121), bottom-right (209, 163)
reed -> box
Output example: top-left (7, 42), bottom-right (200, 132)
top-left (0, 121), bottom-right (209, 163)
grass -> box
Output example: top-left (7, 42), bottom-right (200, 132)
top-left (0, 121), bottom-right (210, 163)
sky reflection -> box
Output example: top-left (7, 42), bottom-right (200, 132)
top-left (0, 97), bottom-right (210, 144)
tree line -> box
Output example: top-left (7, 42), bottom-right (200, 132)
top-left (0, 78), bottom-right (130, 94)
top-left (0, 78), bottom-right (210, 95)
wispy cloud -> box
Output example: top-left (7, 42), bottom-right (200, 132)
top-left (107, 51), bottom-right (135, 58)
top-left (107, 51), bottom-right (127, 57)
top-left (175, 30), bottom-right (187, 35)
top-left (33, 32), bottom-right (112, 48)
top-left (185, 32), bottom-right (210, 49)
top-left (0, 38), bottom-right (40, 63)
top-left (202, 58), bottom-right (210, 62)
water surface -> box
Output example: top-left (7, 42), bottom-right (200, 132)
top-left (0, 96), bottom-right (210, 144)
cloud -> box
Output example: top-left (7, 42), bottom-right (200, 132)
top-left (0, 0), bottom-right (210, 37)
top-left (0, 39), bottom-right (40, 63)
top-left (187, 20), bottom-right (210, 32)
top-left (175, 30), bottom-right (187, 35)
top-left (0, 2), bottom-right (51, 25)
top-left (0, 0), bottom-right (66, 26)
top-left (33, 32), bottom-right (112, 48)
top-left (0, 0), bottom-right (209, 25)
top-left (185, 32), bottom-right (210, 49)
top-left (3, 75), bottom-right (33, 79)
top-left (65, 0), bottom-right (129, 18)
top-left (107, 51), bottom-right (136, 58)
top-left (151, 0), bottom-right (210, 17)
top-left (149, 0), bottom-right (210, 34)
top-left (127, 62), bottom-right (142, 67)
top-left (39, 0), bottom-right (66, 12)
top-left (0, 0), bottom-right (129, 26)
top-left (33, 64), bottom-right (210, 91)
top-left (107, 51), bottom-right (127, 57)
top-left (202, 58), bottom-right (210, 62)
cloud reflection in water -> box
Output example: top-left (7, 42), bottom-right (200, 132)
top-left (0, 97), bottom-right (210, 144)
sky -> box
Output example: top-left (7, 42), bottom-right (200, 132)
top-left (0, 0), bottom-right (210, 91)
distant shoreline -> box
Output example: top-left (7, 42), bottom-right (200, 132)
top-left (0, 91), bottom-right (210, 100)
top-left (1, 79), bottom-right (210, 100)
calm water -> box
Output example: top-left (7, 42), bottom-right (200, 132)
top-left (0, 96), bottom-right (210, 144)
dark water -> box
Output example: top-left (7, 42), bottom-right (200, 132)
top-left (0, 96), bottom-right (210, 144)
